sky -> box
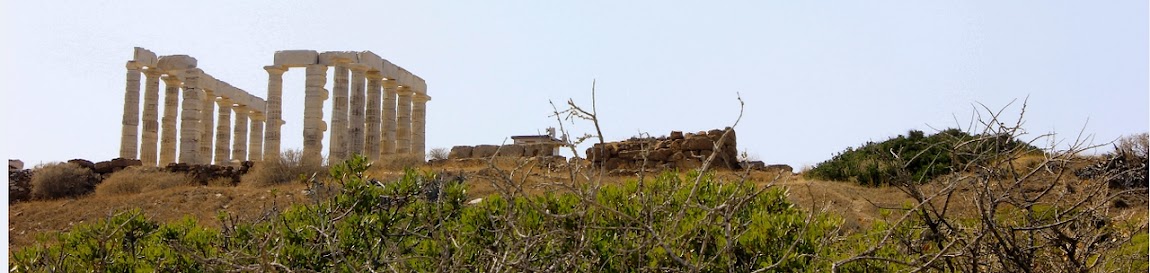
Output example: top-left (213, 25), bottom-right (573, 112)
top-left (2, 1), bottom-right (1147, 169)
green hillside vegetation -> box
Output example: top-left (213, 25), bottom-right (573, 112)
top-left (804, 128), bottom-right (1038, 186)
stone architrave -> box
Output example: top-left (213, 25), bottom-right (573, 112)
top-left (412, 93), bottom-right (430, 160)
top-left (214, 97), bottom-right (233, 165)
top-left (302, 64), bottom-right (328, 167)
top-left (159, 75), bottom-right (181, 165)
top-left (249, 112), bottom-right (265, 161)
top-left (348, 65), bottom-right (368, 156)
top-left (330, 66), bottom-right (350, 161)
top-left (178, 69), bottom-right (204, 164)
top-left (139, 68), bottom-right (162, 166)
top-left (263, 66), bottom-right (286, 160)
top-left (381, 79), bottom-right (398, 156)
top-left (396, 86), bottom-right (413, 154)
top-left (364, 71), bottom-right (383, 161)
top-left (120, 61), bottom-right (143, 159)
top-left (232, 105), bottom-right (249, 162)
top-left (200, 89), bottom-right (216, 164)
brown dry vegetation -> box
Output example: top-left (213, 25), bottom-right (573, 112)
top-left (95, 166), bottom-right (196, 196)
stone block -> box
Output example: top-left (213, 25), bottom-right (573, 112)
top-left (381, 60), bottom-right (400, 80)
top-left (669, 131), bottom-right (684, 140)
top-left (358, 51), bottom-right (384, 71)
top-left (648, 148), bottom-right (673, 161)
top-left (8, 159), bottom-right (23, 171)
top-left (682, 137), bottom-right (713, 151)
top-left (764, 164), bottom-right (794, 174)
top-left (156, 55), bottom-right (197, 72)
top-left (133, 47), bottom-right (158, 67)
top-left (449, 146), bottom-right (473, 159)
top-left (498, 144), bottom-right (525, 157)
top-left (318, 51), bottom-right (360, 65)
top-left (273, 50), bottom-right (319, 67)
top-left (472, 145), bottom-right (499, 158)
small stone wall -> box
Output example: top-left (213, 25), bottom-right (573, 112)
top-left (448, 144), bottom-right (557, 159)
top-left (586, 128), bottom-right (739, 172)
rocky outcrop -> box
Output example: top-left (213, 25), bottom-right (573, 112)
top-left (449, 144), bottom-right (558, 159)
top-left (586, 128), bottom-right (739, 173)
top-left (9, 161), bottom-right (32, 203)
top-left (165, 161), bottom-right (254, 186)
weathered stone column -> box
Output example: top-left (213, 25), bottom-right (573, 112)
top-left (302, 64), bottom-right (329, 167)
top-left (200, 89), bottom-right (216, 164)
top-left (232, 105), bottom-right (249, 162)
top-left (365, 71), bottom-right (383, 161)
top-left (178, 69), bottom-right (204, 164)
top-left (249, 112), bottom-right (265, 161)
top-left (120, 61), bottom-right (143, 159)
top-left (348, 65), bottom-right (368, 157)
top-left (139, 68), bottom-right (162, 166)
top-left (263, 66), bottom-right (287, 160)
top-left (381, 79), bottom-right (398, 156)
top-left (412, 93), bottom-right (430, 160)
top-left (396, 87), bottom-right (413, 154)
top-left (214, 97), bottom-right (233, 165)
top-left (160, 75), bottom-right (181, 165)
top-left (329, 66), bottom-right (349, 161)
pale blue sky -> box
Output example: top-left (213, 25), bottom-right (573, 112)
top-left (2, 1), bottom-right (1147, 168)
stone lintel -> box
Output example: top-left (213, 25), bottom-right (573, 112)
top-left (318, 51), bottom-right (360, 66)
top-left (273, 50), bottom-right (319, 67)
top-left (413, 76), bottom-right (427, 94)
top-left (133, 47), bottom-right (159, 67)
top-left (381, 60), bottom-right (400, 80)
top-left (358, 51), bottom-right (384, 71)
top-left (156, 55), bottom-right (198, 72)
top-left (396, 68), bottom-right (413, 87)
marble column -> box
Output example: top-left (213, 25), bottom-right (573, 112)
top-left (365, 71), bottom-right (383, 161)
top-left (396, 87), bottom-right (413, 154)
top-left (139, 68), bottom-right (162, 166)
top-left (348, 65), bottom-right (368, 157)
top-left (178, 69), bottom-right (203, 164)
top-left (249, 112), bottom-right (265, 161)
top-left (330, 66), bottom-right (350, 161)
top-left (232, 105), bottom-right (249, 162)
top-left (200, 89), bottom-right (216, 164)
top-left (159, 75), bottom-right (181, 165)
top-left (381, 79), bottom-right (398, 156)
top-left (263, 66), bottom-right (287, 160)
top-left (412, 93), bottom-right (430, 160)
top-left (120, 61), bottom-right (142, 159)
top-left (302, 64), bottom-right (328, 167)
top-left (214, 97), bottom-right (233, 165)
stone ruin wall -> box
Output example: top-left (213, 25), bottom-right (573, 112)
top-left (448, 144), bottom-right (560, 159)
top-left (587, 128), bottom-right (741, 172)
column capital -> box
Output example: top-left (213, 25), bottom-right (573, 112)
top-left (161, 74), bottom-right (181, 84)
top-left (397, 86), bottom-right (415, 97)
top-left (412, 93), bottom-right (432, 103)
top-left (126, 61), bottom-right (143, 70)
top-left (347, 63), bottom-right (370, 72)
top-left (264, 65), bottom-right (288, 75)
top-left (142, 66), bottom-right (163, 76)
top-left (216, 96), bottom-right (233, 106)
top-left (382, 79), bottom-right (399, 89)
top-left (366, 70), bottom-right (384, 80)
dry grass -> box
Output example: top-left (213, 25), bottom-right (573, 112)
top-left (372, 154), bottom-right (427, 171)
top-left (241, 149), bottom-right (327, 187)
top-left (95, 167), bottom-right (195, 196)
top-left (30, 162), bottom-right (99, 200)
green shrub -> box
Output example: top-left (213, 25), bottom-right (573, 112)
top-left (805, 128), bottom-right (1038, 186)
top-left (13, 155), bottom-right (841, 272)
top-left (29, 162), bottom-right (99, 200)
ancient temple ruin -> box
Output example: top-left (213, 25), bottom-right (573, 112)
top-left (119, 47), bottom-right (430, 167)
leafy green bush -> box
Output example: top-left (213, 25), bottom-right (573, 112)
top-left (13, 155), bottom-right (841, 272)
top-left (804, 129), bottom-right (1037, 186)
